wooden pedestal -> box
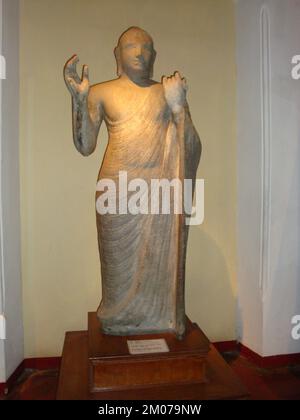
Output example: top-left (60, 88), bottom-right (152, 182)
top-left (57, 313), bottom-right (249, 400)
top-left (88, 312), bottom-right (210, 392)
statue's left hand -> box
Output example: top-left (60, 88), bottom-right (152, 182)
top-left (162, 71), bottom-right (188, 115)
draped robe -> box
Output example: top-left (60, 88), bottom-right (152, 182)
top-left (96, 83), bottom-right (201, 338)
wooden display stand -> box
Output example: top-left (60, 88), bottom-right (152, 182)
top-left (88, 312), bottom-right (209, 393)
top-left (57, 312), bottom-right (249, 400)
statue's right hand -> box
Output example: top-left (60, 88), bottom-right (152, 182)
top-left (64, 54), bottom-right (90, 101)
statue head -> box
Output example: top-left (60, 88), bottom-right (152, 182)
top-left (114, 26), bottom-right (156, 79)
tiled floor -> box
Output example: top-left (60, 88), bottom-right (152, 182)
top-left (2, 352), bottom-right (300, 400)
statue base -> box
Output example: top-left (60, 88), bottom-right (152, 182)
top-left (88, 312), bottom-right (209, 392)
top-left (57, 312), bottom-right (249, 400)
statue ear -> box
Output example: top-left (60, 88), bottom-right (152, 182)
top-left (114, 46), bottom-right (122, 76)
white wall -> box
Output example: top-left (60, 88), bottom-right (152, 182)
top-left (0, 0), bottom-right (23, 382)
top-left (236, 0), bottom-right (264, 356)
top-left (236, 0), bottom-right (300, 356)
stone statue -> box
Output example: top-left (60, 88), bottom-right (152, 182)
top-left (64, 27), bottom-right (201, 339)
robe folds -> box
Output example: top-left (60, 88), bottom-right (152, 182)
top-left (96, 83), bottom-right (201, 338)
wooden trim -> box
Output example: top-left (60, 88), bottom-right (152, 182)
top-left (0, 382), bottom-right (6, 394)
top-left (5, 361), bottom-right (24, 390)
top-left (213, 340), bottom-right (300, 368)
top-left (0, 360), bottom-right (24, 395)
top-left (213, 341), bottom-right (238, 353)
top-left (239, 344), bottom-right (300, 368)
top-left (24, 357), bottom-right (61, 370)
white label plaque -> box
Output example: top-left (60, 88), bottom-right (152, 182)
top-left (127, 338), bottom-right (170, 355)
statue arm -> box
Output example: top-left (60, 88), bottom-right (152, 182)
top-left (71, 87), bottom-right (103, 156)
top-left (172, 102), bottom-right (202, 166)
top-left (162, 71), bottom-right (201, 159)
top-left (64, 55), bottom-right (103, 156)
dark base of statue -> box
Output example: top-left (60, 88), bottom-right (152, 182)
top-left (56, 312), bottom-right (249, 400)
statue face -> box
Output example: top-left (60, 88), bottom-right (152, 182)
top-left (118, 29), bottom-right (154, 77)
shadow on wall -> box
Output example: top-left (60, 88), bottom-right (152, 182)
top-left (186, 227), bottom-right (236, 342)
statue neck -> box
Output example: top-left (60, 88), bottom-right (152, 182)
top-left (120, 72), bottom-right (153, 87)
